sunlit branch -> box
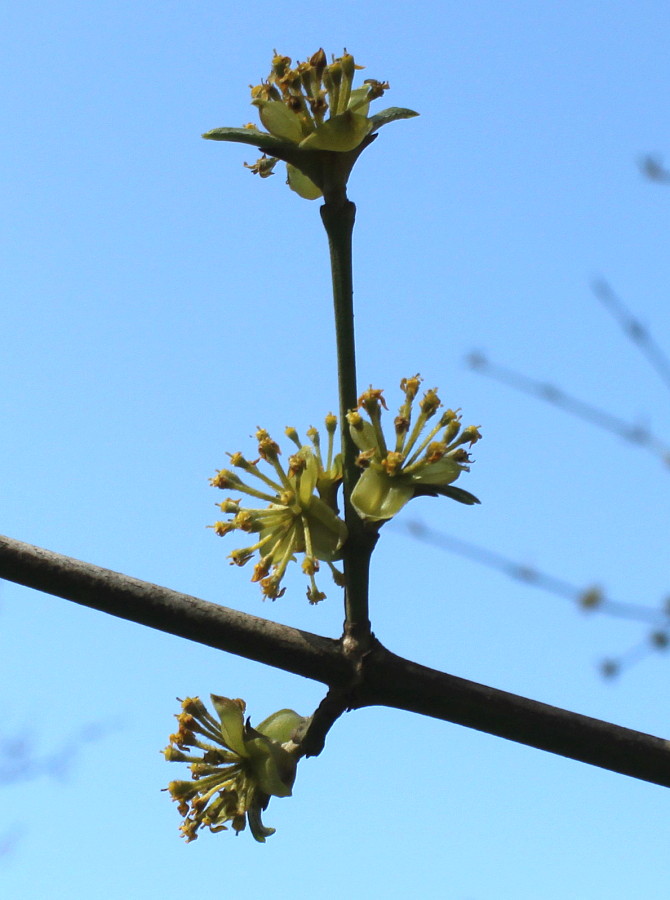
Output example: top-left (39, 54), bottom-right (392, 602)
top-left (0, 534), bottom-right (349, 686)
top-left (592, 279), bottom-right (670, 393)
top-left (467, 351), bottom-right (670, 467)
top-left (3, 533), bottom-right (670, 788)
top-left (358, 641), bottom-right (670, 788)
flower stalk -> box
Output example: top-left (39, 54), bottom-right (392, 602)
top-left (319, 198), bottom-right (376, 644)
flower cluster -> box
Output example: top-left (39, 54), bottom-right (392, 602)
top-left (164, 695), bottom-right (308, 843)
top-left (202, 48), bottom-right (418, 200)
top-left (210, 418), bottom-right (346, 603)
top-left (347, 375), bottom-right (482, 522)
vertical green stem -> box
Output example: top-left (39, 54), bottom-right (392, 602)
top-left (320, 200), bottom-right (375, 646)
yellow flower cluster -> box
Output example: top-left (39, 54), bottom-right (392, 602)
top-left (202, 49), bottom-right (418, 199)
top-left (164, 696), bottom-right (308, 843)
top-left (347, 375), bottom-right (482, 522)
top-left (210, 419), bottom-right (346, 602)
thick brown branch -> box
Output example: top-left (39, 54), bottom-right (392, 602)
top-left (2, 534), bottom-right (670, 787)
top-left (0, 535), bottom-right (349, 685)
top-left (359, 641), bottom-right (670, 788)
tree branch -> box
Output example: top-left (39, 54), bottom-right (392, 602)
top-left (0, 534), bottom-right (349, 686)
top-left (2, 533), bottom-right (670, 788)
top-left (359, 640), bottom-right (670, 787)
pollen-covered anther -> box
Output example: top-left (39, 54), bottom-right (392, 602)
top-left (381, 451), bottom-right (404, 476)
top-left (363, 78), bottom-right (389, 100)
top-left (232, 510), bottom-right (255, 532)
top-left (461, 425), bottom-right (483, 445)
top-left (394, 415), bottom-right (410, 436)
top-left (229, 548), bottom-right (254, 566)
top-left (419, 389), bottom-right (441, 416)
top-left (271, 52), bottom-right (292, 77)
top-left (164, 746), bottom-right (190, 762)
top-left (256, 430), bottom-right (281, 461)
top-left (229, 452), bottom-right (253, 470)
top-left (261, 575), bottom-right (286, 600)
top-left (284, 425), bottom-right (299, 445)
top-left (355, 449), bottom-right (376, 469)
top-left (251, 556), bottom-right (272, 582)
top-left (357, 387), bottom-right (388, 412)
top-left (243, 155), bottom-right (278, 178)
top-left (443, 419), bottom-right (461, 443)
top-left (400, 374), bottom-right (422, 399)
top-left (425, 442), bottom-right (447, 463)
top-left (306, 585), bottom-right (326, 605)
top-left (212, 520), bottom-right (236, 537)
top-left (301, 556), bottom-right (319, 576)
top-left (210, 470), bottom-right (242, 489)
top-left (288, 453), bottom-right (307, 477)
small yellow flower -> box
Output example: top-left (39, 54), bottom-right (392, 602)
top-left (210, 418), bottom-right (346, 602)
top-left (164, 695), bottom-right (309, 842)
top-left (203, 48), bottom-right (418, 200)
top-left (347, 375), bottom-right (482, 522)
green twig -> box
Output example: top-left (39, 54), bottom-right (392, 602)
top-left (320, 200), bottom-right (376, 647)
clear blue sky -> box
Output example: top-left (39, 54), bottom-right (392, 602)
top-left (3, 1), bottom-right (670, 897)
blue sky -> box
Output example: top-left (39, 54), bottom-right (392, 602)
top-left (2, 1), bottom-right (670, 897)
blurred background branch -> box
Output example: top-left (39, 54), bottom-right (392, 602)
top-left (401, 520), bottom-right (670, 677)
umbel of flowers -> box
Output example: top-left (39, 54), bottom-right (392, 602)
top-left (347, 375), bottom-right (482, 522)
top-left (164, 695), bottom-right (309, 842)
top-left (202, 48), bottom-right (418, 200)
top-left (210, 418), bottom-right (347, 603)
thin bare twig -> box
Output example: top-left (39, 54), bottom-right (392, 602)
top-left (592, 279), bottom-right (670, 393)
top-left (467, 351), bottom-right (670, 466)
top-left (402, 520), bottom-right (670, 626)
top-left (401, 520), bottom-right (670, 675)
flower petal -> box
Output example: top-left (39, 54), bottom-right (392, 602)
top-left (255, 100), bottom-right (304, 143)
top-left (247, 804), bottom-right (276, 843)
top-left (286, 163), bottom-right (323, 199)
top-left (347, 86), bottom-right (371, 116)
top-left (202, 126), bottom-right (288, 154)
top-left (368, 107), bottom-right (420, 133)
top-left (256, 709), bottom-right (308, 744)
top-left (210, 695), bottom-right (247, 756)
top-left (409, 456), bottom-right (462, 486)
top-left (296, 449), bottom-right (319, 505)
top-left (420, 484), bottom-right (481, 505)
top-left (350, 467), bottom-right (414, 522)
top-left (304, 497), bottom-right (349, 559)
top-left (245, 732), bottom-right (296, 798)
top-left (299, 110), bottom-right (373, 152)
